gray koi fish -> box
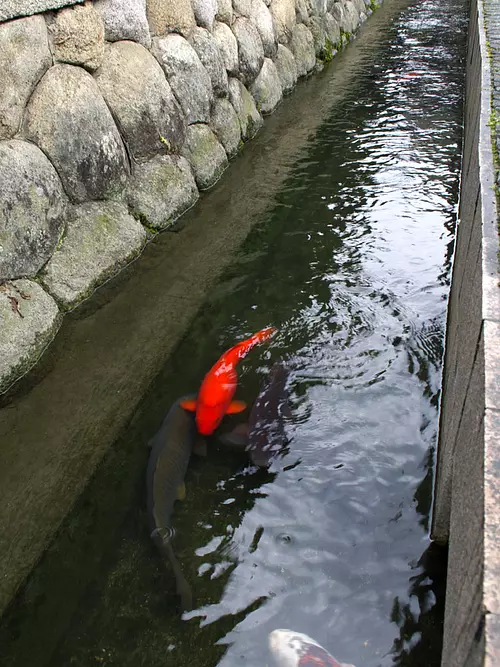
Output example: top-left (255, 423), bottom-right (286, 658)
top-left (146, 397), bottom-right (203, 612)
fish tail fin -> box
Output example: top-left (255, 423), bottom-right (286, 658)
top-left (254, 326), bottom-right (278, 343)
top-left (160, 536), bottom-right (193, 612)
top-left (225, 327), bottom-right (277, 365)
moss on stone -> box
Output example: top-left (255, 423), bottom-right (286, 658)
top-left (321, 38), bottom-right (336, 63)
top-left (159, 135), bottom-right (171, 151)
top-left (191, 129), bottom-right (216, 163)
top-left (130, 209), bottom-right (159, 235)
top-left (488, 107), bottom-right (500, 249)
top-left (338, 29), bottom-right (352, 49)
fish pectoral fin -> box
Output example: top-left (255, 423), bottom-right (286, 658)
top-left (176, 482), bottom-right (186, 500)
top-left (225, 400), bottom-right (247, 415)
top-left (223, 423), bottom-right (249, 447)
top-left (180, 398), bottom-right (197, 412)
top-left (193, 437), bottom-right (207, 458)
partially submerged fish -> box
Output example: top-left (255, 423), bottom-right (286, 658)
top-left (146, 398), bottom-right (201, 612)
top-left (181, 327), bottom-right (277, 436)
top-left (222, 362), bottom-right (291, 467)
top-left (269, 630), bottom-right (356, 667)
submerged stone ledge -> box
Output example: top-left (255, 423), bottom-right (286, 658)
top-left (0, 0), bottom-right (379, 394)
top-left (0, 280), bottom-right (62, 394)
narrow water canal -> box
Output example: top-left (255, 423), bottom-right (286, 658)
top-left (0, 0), bottom-right (468, 665)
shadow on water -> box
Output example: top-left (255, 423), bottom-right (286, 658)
top-left (0, 0), bottom-right (468, 664)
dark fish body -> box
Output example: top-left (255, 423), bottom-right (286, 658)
top-left (146, 398), bottom-right (197, 611)
top-left (223, 362), bottom-right (291, 467)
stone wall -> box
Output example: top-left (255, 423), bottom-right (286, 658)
top-left (431, 0), bottom-right (500, 665)
top-left (0, 0), bottom-right (376, 394)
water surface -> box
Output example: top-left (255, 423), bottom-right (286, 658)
top-left (0, 0), bottom-right (467, 665)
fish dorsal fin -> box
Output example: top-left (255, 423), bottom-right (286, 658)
top-left (226, 400), bottom-right (247, 414)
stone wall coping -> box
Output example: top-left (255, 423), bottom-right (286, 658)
top-left (481, 0), bottom-right (500, 334)
top-left (0, 0), bottom-right (83, 23)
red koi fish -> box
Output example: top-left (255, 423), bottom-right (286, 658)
top-left (180, 327), bottom-right (277, 436)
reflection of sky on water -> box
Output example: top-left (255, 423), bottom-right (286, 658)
top-left (190, 0), bottom-right (466, 665)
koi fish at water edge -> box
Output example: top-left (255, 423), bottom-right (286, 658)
top-left (180, 327), bottom-right (277, 436)
top-left (268, 630), bottom-right (356, 667)
top-left (221, 361), bottom-right (291, 467)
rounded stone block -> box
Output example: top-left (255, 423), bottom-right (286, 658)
top-left (289, 22), bottom-right (315, 77)
top-left (188, 27), bottom-right (228, 97)
top-left (213, 21), bottom-right (239, 75)
top-left (250, 57), bottom-right (282, 114)
top-left (94, 41), bottom-right (186, 160)
top-left (210, 98), bottom-right (242, 158)
top-left (192, 0), bottom-right (217, 30)
top-left (343, 0), bottom-right (361, 33)
top-left (274, 43), bottom-right (297, 94)
top-left (306, 0), bottom-right (327, 15)
top-left (152, 34), bottom-right (213, 125)
top-left (24, 65), bottom-right (129, 204)
top-left (228, 77), bottom-right (263, 141)
top-left (0, 279), bottom-right (62, 394)
top-left (249, 0), bottom-right (278, 58)
top-left (127, 155), bottom-right (199, 230)
top-left (0, 16), bottom-right (52, 141)
top-left (270, 0), bottom-right (296, 44)
top-left (331, 0), bottom-right (359, 34)
top-left (351, 0), bottom-right (366, 14)
top-left (146, 0), bottom-right (196, 36)
top-left (309, 15), bottom-right (327, 57)
top-left (94, 0), bottom-right (152, 48)
top-left (295, 0), bottom-right (309, 24)
top-left (0, 140), bottom-right (67, 281)
top-left (216, 0), bottom-right (233, 24)
top-left (324, 12), bottom-right (340, 46)
top-left (40, 201), bottom-right (147, 309)
top-left (180, 124), bottom-right (228, 190)
top-left (47, 2), bottom-right (105, 72)
top-left (233, 0), bottom-right (253, 16)
top-left (232, 17), bottom-right (264, 85)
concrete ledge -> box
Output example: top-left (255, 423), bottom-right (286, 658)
top-left (431, 0), bottom-right (500, 665)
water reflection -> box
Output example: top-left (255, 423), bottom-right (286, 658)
top-left (390, 542), bottom-right (448, 667)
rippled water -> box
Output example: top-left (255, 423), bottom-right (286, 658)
top-left (0, 0), bottom-right (467, 665)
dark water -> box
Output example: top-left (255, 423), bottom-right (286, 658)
top-left (0, 0), bottom-right (468, 665)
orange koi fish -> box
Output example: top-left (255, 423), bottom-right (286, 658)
top-left (180, 327), bottom-right (277, 436)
